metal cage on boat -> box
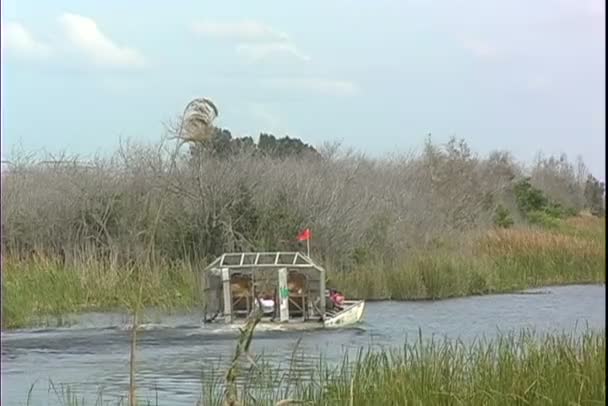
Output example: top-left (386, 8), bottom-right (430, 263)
top-left (202, 252), bottom-right (327, 324)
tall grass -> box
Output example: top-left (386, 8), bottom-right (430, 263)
top-left (22, 329), bottom-right (606, 405)
top-left (2, 216), bottom-right (605, 329)
top-left (330, 217), bottom-right (606, 300)
top-left (311, 329), bottom-right (606, 405)
top-left (1, 256), bottom-right (201, 329)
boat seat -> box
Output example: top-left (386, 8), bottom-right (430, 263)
top-left (287, 271), bottom-right (309, 320)
top-left (288, 294), bottom-right (308, 319)
top-left (230, 274), bottom-right (253, 315)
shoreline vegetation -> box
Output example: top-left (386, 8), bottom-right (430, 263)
top-left (1, 134), bottom-right (606, 329)
top-left (2, 212), bottom-right (605, 329)
top-left (2, 222), bottom-right (606, 329)
top-left (20, 328), bottom-right (607, 405)
top-left (2, 207), bottom-right (605, 329)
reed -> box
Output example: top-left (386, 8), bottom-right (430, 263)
top-left (331, 218), bottom-right (605, 300)
top-left (312, 329), bottom-right (606, 405)
top-left (22, 328), bottom-right (606, 405)
top-left (3, 217), bottom-right (605, 329)
top-left (1, 255), bottom-right (201, 329)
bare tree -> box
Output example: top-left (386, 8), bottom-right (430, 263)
top-left (2, 102), bottom-right (594, 269)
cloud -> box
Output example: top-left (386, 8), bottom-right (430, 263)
top-left (236, 42), bottom-right (310, 62)
top-left (192, 19), bottom-right (309, 63)
top-left (1, 21), bottom-right (52, 60)
top-left (263, 78), bottom-right (359, 97)
top-left (58, 13), bottom-right (145, 68)
top-left (192, 20), bottom-right (288, 42)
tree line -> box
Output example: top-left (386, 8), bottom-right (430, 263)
top-left (1, 130), bottom-right (604, 270)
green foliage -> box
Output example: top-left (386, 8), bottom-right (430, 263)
top-left (189, 128), bottom-right (319, 159)
top-left (493, 204), bottom-right (514, 228)
top-left (514, 177), bottom-right (548, 213)
top-left (543, 201), bottom-right (576, 219)
top-left (189, 128), bottom-right (255, 158)
top-left (527, 210), bottom-right (561, 229)
top-left (258, 133), bottom-right (319, 159)
top-left (514, 177), bottom-right (578, 227)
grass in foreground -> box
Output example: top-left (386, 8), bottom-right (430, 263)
top-left (24, 328), bottom-right (606, 405)
top-left (312, 329), bottom-right (606, 405)
top-left (2, 216), bottom-right (605, 329)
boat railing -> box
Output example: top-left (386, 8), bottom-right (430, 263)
top-left (205, 251), bottom-right (325, 272)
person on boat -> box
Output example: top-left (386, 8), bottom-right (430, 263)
top-left (254, 291), bottom-right (275, 314)
top-left (259, 297), bottom-right (275, 314)
top-left (253, 286), bottom-right (274, 314)
top-left (328, 288), bottom-right (345, 310)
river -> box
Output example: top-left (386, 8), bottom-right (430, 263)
top-left (2, 284), bottom-right (605, 405)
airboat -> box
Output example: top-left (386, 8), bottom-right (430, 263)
top-left (201, 252), bottom-right (365, 329)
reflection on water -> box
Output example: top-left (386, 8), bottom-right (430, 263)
top-left (2, 284), bottom-right (605, 405)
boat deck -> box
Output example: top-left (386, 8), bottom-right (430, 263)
top-left (210, 300), bottom-right (366, 330)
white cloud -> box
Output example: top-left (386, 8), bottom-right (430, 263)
top-left (192, 20), bottom-right (288, 42)
top-left (1, 21), bottom-right (52, 60)
top-left (58, 13), bottom-right (145, 68)
top-left (192, 19), bottom-right (310, 63)
top-left (236, 42), bottom-right (310, 62)
top-left (264, 78), bottom-right (359, 97)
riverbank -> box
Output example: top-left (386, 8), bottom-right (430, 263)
top-left (2, 216), bottom-right (605, 329)
top-left (333, 216), bottom-right (605, 300)
top-left (17, 328), bottom-right (606, 405)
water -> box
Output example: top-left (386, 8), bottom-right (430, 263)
top-left (2, 284), bottom-right (605, 405)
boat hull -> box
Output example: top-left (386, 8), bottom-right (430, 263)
top-left (323, 300), bottom-right (366, 328)
top-left (206, 300), bottom-right (366, 330)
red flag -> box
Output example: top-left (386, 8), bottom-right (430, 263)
top-left (297, 228), bottom-right (311, 241)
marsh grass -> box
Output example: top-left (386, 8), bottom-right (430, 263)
top-left (331, 218), bottom-right (605, 300)
top-left (314, 329), bottom-right (606, 405)
top-left (21, 329), bottom-right (606, 405)
top-left (3, 216), bottom-right (604, 329)
top-left (2, 256), bottom-right (201, 329)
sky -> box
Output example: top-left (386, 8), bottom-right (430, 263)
top-left (1, 0), bottom-right (605, 179)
